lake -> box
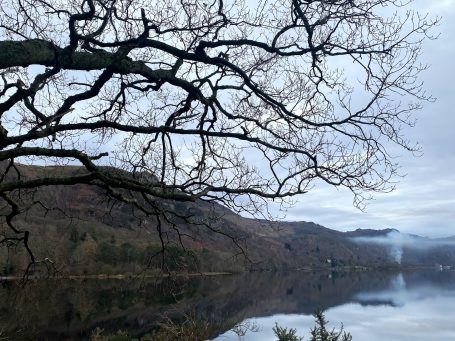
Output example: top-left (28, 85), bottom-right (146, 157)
top-left (1, 269), bottom-right (454, 340)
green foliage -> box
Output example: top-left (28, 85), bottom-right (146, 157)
top-left (96, 242), bottom-right (143, 265)
top-left (273, 323), bottom-right (303, 341)
top-left (120, 243), bottom-right (141, 263)
top-left (91, 310), bottom-right (352, 341)
top-left (310, 310), bottom-right (352, 341)
top-left (145, 245), bottom-right (198, 271)
top-left (96, 242), bottom-right (120, 265)
top-left (273, 310), bottom-right (352, 341)
top-left (163, 246), bottom-right (192, 271)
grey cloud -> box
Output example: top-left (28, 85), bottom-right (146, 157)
top-left (277, 1), bottom-right (455, 237)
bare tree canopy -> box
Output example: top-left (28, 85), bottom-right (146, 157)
top-left (0, 0), bottom-right (436, 264)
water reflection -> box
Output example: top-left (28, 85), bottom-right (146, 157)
top-left (216, 270), bottom-right (455, 341)
top-left (0, 270), bottom-right (454, 340)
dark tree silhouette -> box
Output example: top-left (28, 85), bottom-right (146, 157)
top-left (0, 0), bottom-right (436, 267)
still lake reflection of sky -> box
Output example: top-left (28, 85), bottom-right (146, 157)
top-left (215, 271), bottom-right (455, 341)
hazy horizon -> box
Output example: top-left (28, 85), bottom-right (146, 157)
top-left (270, 1), bottom-right (455, 238)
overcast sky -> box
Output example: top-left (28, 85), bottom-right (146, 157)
top-left (278, 0), bottom-right (455, 237)
top-left (9, 1), bottom-right (452, 238)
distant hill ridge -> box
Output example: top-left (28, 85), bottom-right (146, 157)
top-left (1, 163), bottom-right (454, 275)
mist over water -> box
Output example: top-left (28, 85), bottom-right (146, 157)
top-left (390, 245), bottom-right (404, 264)
top-left (391, 273), bottom-right (406, 291)
top-left (351, 230), bottom-right (455, 264)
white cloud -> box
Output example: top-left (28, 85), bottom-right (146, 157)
top-left (267, 0), bottom-right (455, 238)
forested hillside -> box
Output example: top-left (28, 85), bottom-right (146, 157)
top-left (1, 164), bottom-right (454, 276)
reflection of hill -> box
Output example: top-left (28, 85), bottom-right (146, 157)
top-left (1, 270), bottom-right (454, 339)
top-left (190, 271), bottom-right (395, 319)
top-left (355, 299), bottom-right (400, 307)
top-left (353, 270), bottom-right (455, 310)
top-left (404, 268), bottom-right (455, 288)
top-left (0, 270), bottom-right (425, 340)
top-left (0, 277), bottom-right (202, 340)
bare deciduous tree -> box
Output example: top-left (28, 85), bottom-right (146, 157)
top-left (0, 0), bottom-right (436, 266)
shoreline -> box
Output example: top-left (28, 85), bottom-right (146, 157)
top-left (0, 265), bottom-right (442, 281)
top-left (0, 271), bottom-right (233, 281)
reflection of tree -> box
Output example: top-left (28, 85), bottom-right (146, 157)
top-left (1, 270), bottom-right (452, 339)
top-left (0, 271), bottom-right (395, 338)
top-left (0, 277), bottom-right (199, 338)
top-left (75, 292), bottom-right (96, 322)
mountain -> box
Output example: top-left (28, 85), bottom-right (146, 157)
top-left (0, 163), bottom-right (454, 276)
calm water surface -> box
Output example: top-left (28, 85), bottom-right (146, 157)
top-left (1, 269), bottom-right (454, 340)
top-left (216, 271), bottom-right (455, 340)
